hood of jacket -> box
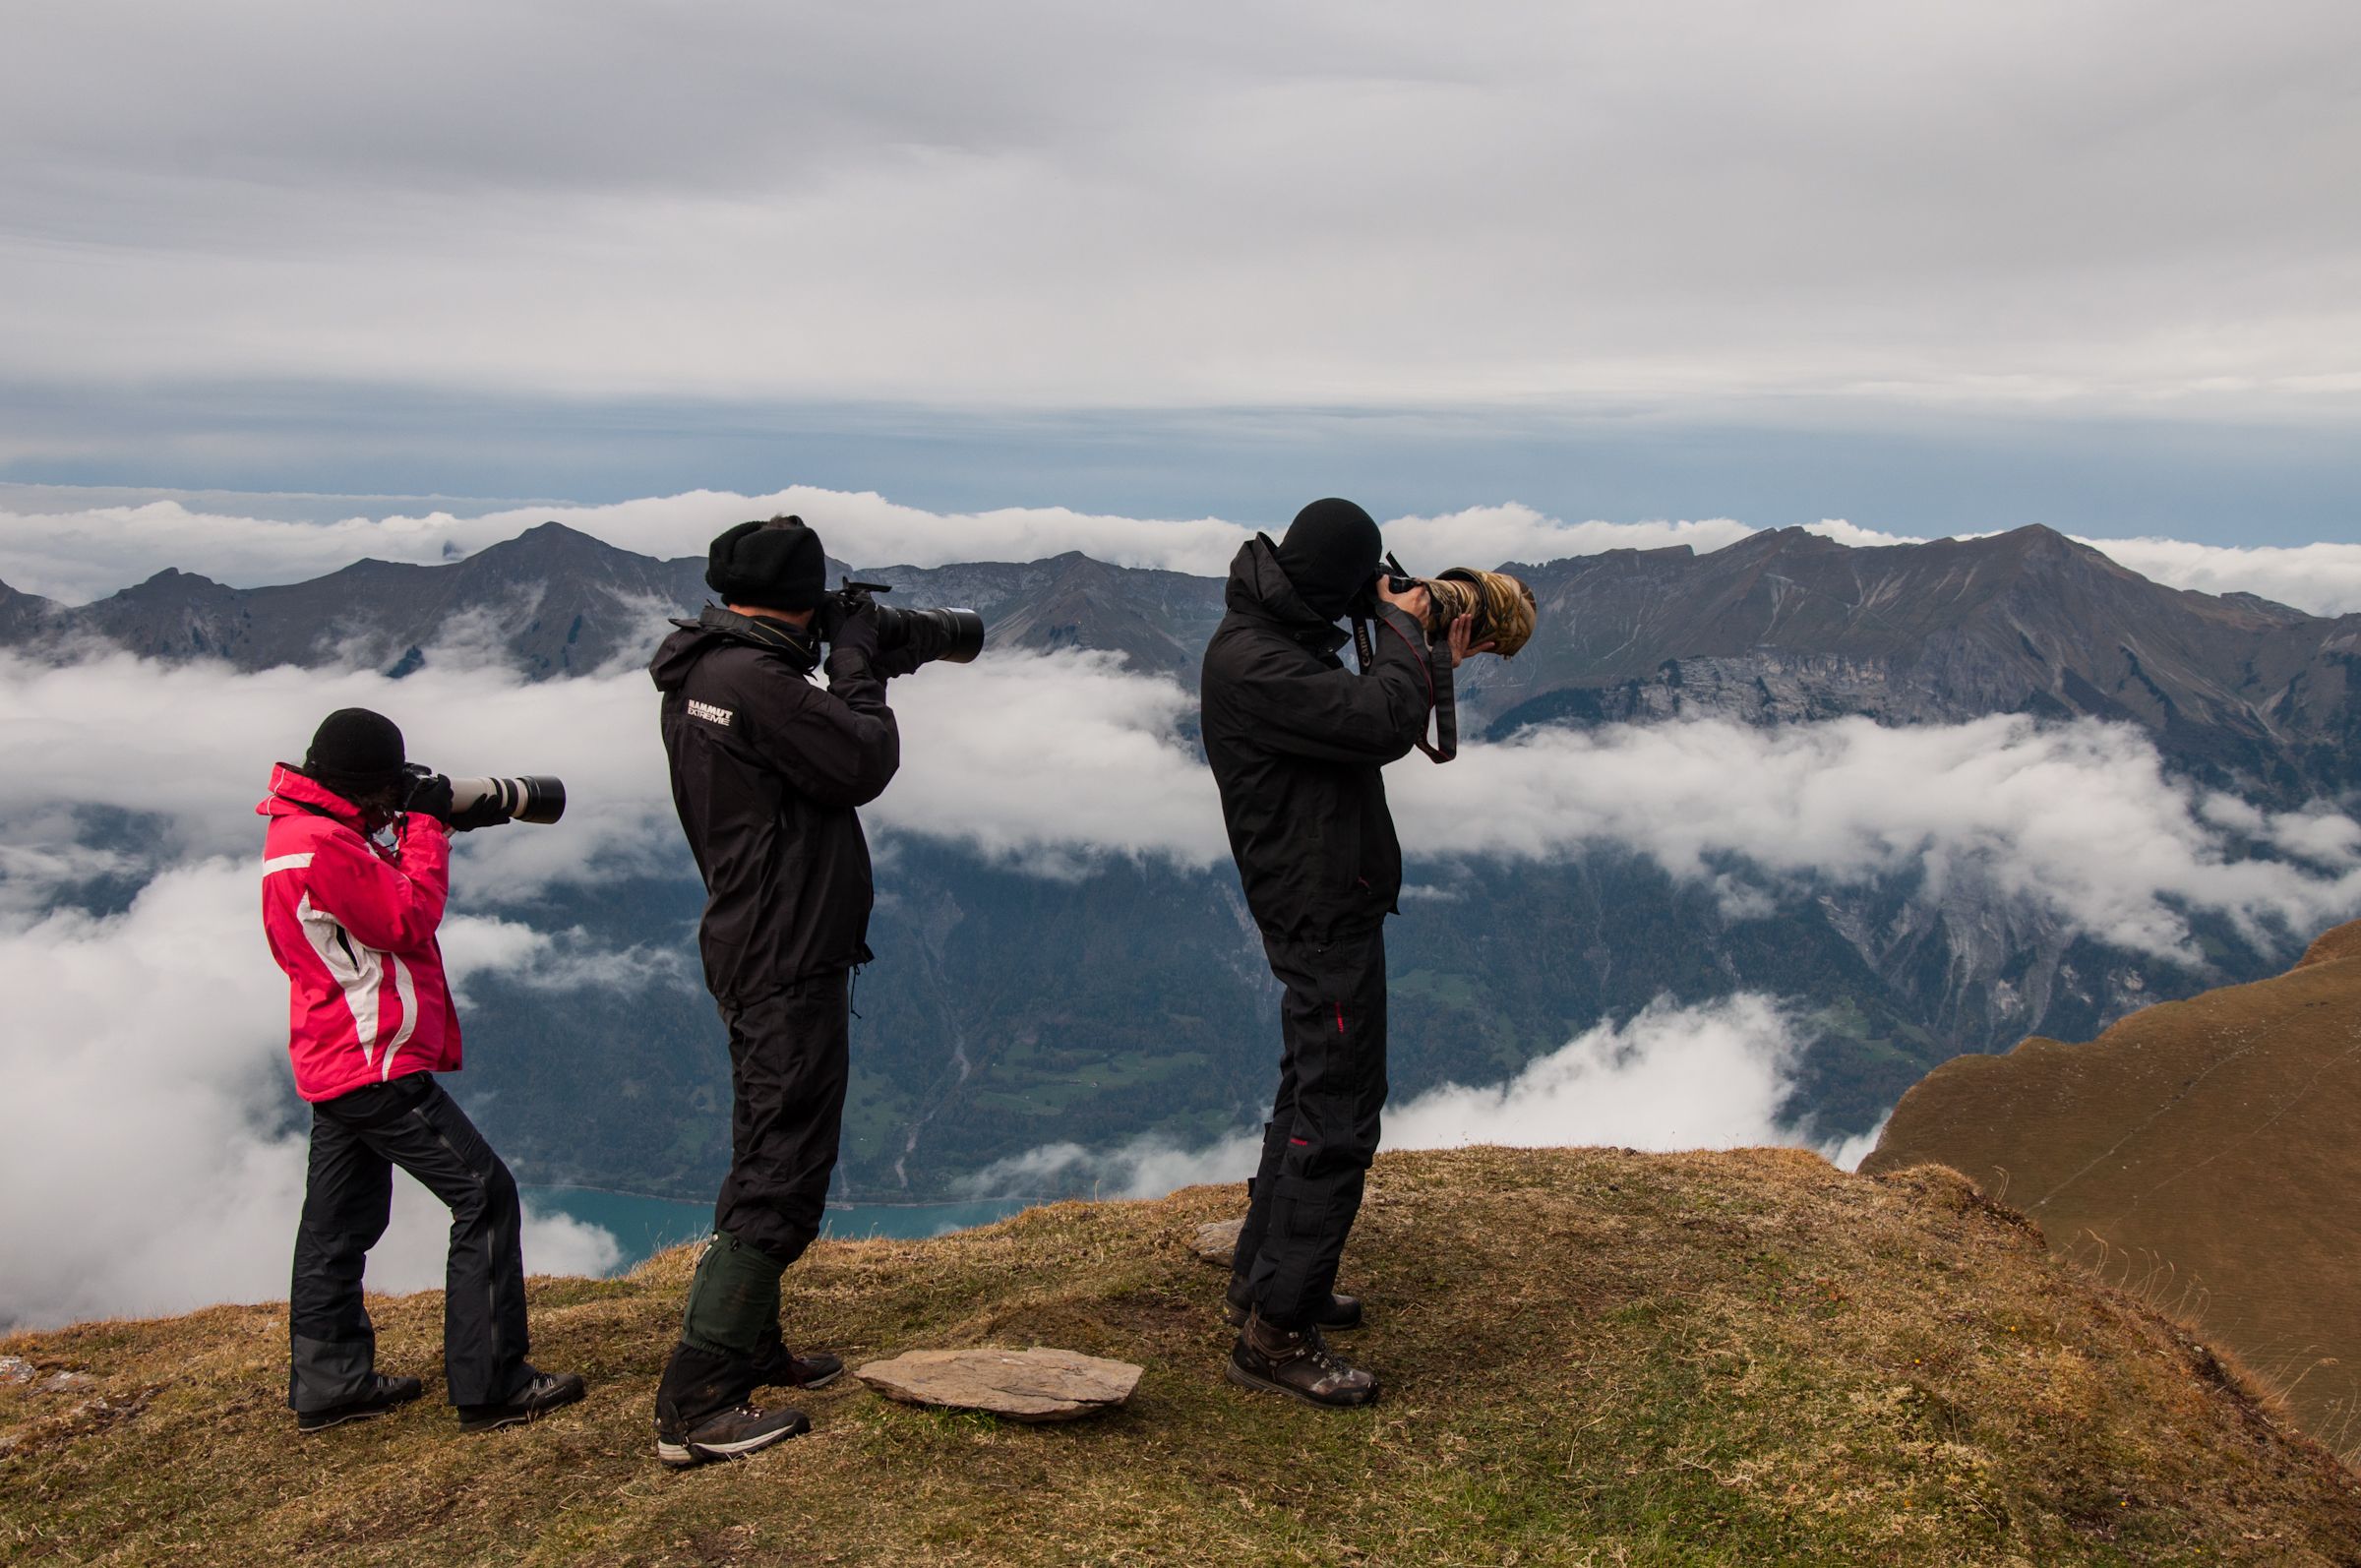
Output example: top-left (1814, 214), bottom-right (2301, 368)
top-left (1223, 536), bottom-right (1352, 656)
top-left (256, 761), bottom-right (368, 827)
top-left (649, 603), bottom-right (819, 693)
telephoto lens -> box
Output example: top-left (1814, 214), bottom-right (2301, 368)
top-left (1417, 568), bottom-right (1539, 657)
top-left (449, 776), bottom-right (567, 825)
top-left (834, 579), bottom-right (987, 665)
top-left (874, 603), bottom-right (987, 665)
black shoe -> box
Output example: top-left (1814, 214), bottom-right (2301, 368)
top-left (1225, 1311), bottom-right (1379, 1409)
top-left (296, 1373), bottom-right (424, 1433)
top-left (750, 1344), bottom-right (844, 1391)
top-left (457, 1367), bottom-right (587, 1433)
top-left (1224, 1288), bottom-right (1363, 1333)
top-left (654, 1403), bottom-right (812, 1468)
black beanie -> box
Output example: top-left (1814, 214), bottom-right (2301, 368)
top-left (1274, 497), bottom-right (1383, 620)
top-left (305, 708), bottom-right (406, 795)
top-left (706, 515), bottom-right (827, 612)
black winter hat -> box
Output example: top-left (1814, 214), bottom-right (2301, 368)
top-left (1274, 497), bottom-right (1383, 620)
top-left (305, 707), bottom-right (406, 795)
top-left (706, 514), bottom-right (827, 612)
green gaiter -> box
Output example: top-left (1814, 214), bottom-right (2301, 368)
top-left (680, 1231), bottom-right (785, 1358)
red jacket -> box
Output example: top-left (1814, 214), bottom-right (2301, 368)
top-left (257, 764), bottom-right (460, 1103)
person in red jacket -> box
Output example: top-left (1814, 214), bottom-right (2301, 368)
top-left (259, 707), bottom-right (586, 1433)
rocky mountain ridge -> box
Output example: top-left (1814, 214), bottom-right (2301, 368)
top-left (4, 519), bottom-right (2356, 789)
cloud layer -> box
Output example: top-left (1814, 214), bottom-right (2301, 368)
top-left (4, 611), bottom-right (2356, 1322)
top-left (7, 488), bottom-right (2361, 618)
top-left (960, 994), bottom-right (1855, 1202)
top-left (5, 2), bottom-right (2358, 416)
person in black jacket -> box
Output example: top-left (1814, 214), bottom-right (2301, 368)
top-left (644, 514), bottom-right (915, 1467)
top-left (1200, 497), bottom-right (1489, 1408)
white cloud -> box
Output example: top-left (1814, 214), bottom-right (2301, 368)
top-left (0, 861), bottom-right (618, 1330)
top-left (2, 3), bottom-right (2357, 415)
top-left (2069, 535), bottom-right (2361, 617)
top-left (1389, 715), bottom-right (2361, 964)
top-left (961, 994), bottom-right (1834, 1200)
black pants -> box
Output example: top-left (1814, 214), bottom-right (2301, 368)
top-left (1231, 928), bottom-right (1389, 1331)
top-left (656, 970), bottom-right (852, 1426)
top-left (288, 1073), bottom-right (529, 1412)
top-left (713, 970), bottom-right (852, 1264)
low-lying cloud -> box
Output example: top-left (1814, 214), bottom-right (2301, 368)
top-left (7, 488), bottom-right (2360, 619)
top-left (4, 620), bottom-right (2356, 1324)
top-left (961, 994), bottom-right (1866, 1202)
top-left (0, 860), bottom-right (619, 1330)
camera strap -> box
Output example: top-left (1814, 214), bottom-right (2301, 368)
top-left (1358, 613), bottom-right (1458, 764)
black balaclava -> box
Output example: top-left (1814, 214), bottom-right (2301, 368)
top-left (1273, 497), bottom-right (1383, 622)
top-left (304, 707), bottom-right (406, 799)
top-left (706, 515), bottom-right (827, 612)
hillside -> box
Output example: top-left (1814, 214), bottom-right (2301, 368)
top-left (1861, 919), bottom-right (2361, 1464)
top-left (7, 1148), bottom-right (2361, 1565)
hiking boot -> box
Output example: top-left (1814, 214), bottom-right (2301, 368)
top-left (654, 1402), bottom-right (812, 1468)
top-left (750, 1343), bottom-right (844, 1391)
top-left (296, 1373), bottom-right (423, 1432)
top-left (457, 1367), bottom-right (587, 1433)
top-left (1224, 1287), bottom-right (1363, 1333)
top-left (1225, 1310), bottom-right (1379, 1409)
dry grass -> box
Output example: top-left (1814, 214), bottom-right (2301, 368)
top-left (1862, 918), bottom-right (2361, 1466)
top-left (7, 1146), bottom-right (2361, 1566)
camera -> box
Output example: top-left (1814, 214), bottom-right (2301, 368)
top-left (825, 578), bottom-right (986, 666)
top-left (1361, 554), bottom-right (1540, 657)
top-left (404, 765), bottom-right (568, 825)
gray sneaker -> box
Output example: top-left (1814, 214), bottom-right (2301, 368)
top-left (655, 1402), bottom-right (812, 1468)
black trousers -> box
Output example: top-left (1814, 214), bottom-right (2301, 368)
top-left (1231, 928), bottom-right (1390, 1331)
top-left (656, 970), bottom-right (852, 1427)
top-left (712, 969), bottom-right (852, 1265)
top-left (288, 1073), bottom-right (530, 1412)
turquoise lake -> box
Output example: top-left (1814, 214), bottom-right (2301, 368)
top-left (521, 1186), bottom-right (1029, 1274)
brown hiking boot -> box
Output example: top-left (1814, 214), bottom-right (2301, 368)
top-left (1225, 1310), bottom-right (1379, 1408)
top-left (1224, 1287), bottom-right (1362, 1332)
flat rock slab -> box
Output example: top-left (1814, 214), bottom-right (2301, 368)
top-left (1191, 1218), bottom-right (1244, 1267)
top-left (856, 1348), bottom-right (1141, 1422)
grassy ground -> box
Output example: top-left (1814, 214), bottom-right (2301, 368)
top-left (1862, 919), bottom-right (2361, 1462)
top-left (7, 1147), bottom-right (2361, 1566)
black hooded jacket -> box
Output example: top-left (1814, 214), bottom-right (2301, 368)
top-left (648, 606), bottom-right (900, 1002)
top-left (1199, 537), bottom-right (1447, 944)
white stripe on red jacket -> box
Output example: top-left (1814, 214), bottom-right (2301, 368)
top-left (257, 763), bottom-right (460, 1103)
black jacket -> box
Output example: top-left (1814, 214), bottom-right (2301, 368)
top-left (1199, 537), bottom-right (1448, 944)
top-left (649, 606), bottom-right (900, 1002)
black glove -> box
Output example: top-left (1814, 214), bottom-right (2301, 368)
top-left (405, 771), bottom-right (454, 826)
top-left (872, 643), bottom-right (924, 680)
top-left (449, 791), bottom-right (509, 833)
top-left (829, 596), bottom-right (882, 661)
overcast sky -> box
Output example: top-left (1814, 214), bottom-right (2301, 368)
top-left (3, 1), bottom-right (2356, 540)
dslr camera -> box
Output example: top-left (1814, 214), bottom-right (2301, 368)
top-left (818, 577), bottom-right (986, 666)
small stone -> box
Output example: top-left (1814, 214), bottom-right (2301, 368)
top-left (1191, 1218), bottom-right (1244, 1267)
top-left (0, 1357), bottom-right (34, 1385)
top-left (37, 1371), bottom-right (94, 1394)
top-left (856, 1348), bottom-right (1141, 1422)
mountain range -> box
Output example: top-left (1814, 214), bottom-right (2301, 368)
top-left (5, 520), bottom-right (2357, 791)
